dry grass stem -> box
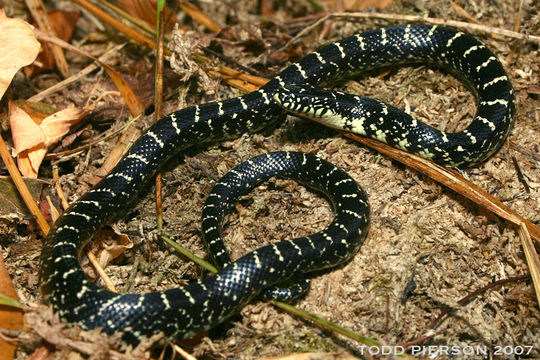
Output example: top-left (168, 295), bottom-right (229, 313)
top-left (0, 135), bottom-right (50, 235)
top-left (274, 11), bottom-right (540, 54)
top-left (87, 251), bottom-right (118, 292)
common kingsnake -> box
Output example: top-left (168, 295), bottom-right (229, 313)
top-left (39, 24), bottom-right (515, 345)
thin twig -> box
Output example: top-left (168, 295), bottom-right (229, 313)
top-left (52, 166), bottom-right (69, 210)
top-left (449, 0), bottom-right (479, 24)
top-left (429, 274), bottom-right (530, 328)
top-left (87, 251), bottom-right (118, 292)
top-left (34, 29), bottom-right (145, 116)
top-left (154, 4), bottom-right (166, 230)
top-left (46, 115), bottom-right (140, 161)
top-left (0, 136), bottom-right (50, 235)
top-left (95, 0), bottom-right (156, 37)
top-left (273, 12), bottom-right (540, 54)
top-left (198, 45), bottom-right (265, 77)
top-left (125, 249), bottom-right (141, 293)
top-left (28, 44), bottom-right (125, 102)
top-left (338, 12), bottom-right (540, 41)
top-left (400, 329), bottom-right (447, 349)
top-left (514, 0), bottom-right (525, 33)
top-left (518, 223), bottom-right (540, 301)
top-left (24, 0), bottom-right (70, 77)
top-left (171, 343), bottom-right (198, 360)
top-left (89, 120), bottom-right (141, 185)
top-left (70, 0), bottom-right (157, 49)
top-left (511, 156), bottom-right (530, 193)
top-left (177, 1), bottom-right (222, 33)
top-left (447, 0), bottom-right (502, 41)
top-left (283, 12), bottom-right (326, 24)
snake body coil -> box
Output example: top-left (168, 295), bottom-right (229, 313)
top-left (40, 25), bottom-right (515, 344)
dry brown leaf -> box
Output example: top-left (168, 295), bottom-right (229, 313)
top-left (92, 228), bottom-right (134, 269)
top-left (118, 0), bottom-right (175, 32)
top-left (25, 10), bottom-right (80, 76)
top-left (0, 10), bottom-right (40, 100)
top-left (9, 102), bottom-right (85, 177)
top-left (9, 104), bottom-right (45, 153)
top-left (41, 108), bottom-right (86, 147)
top-left (0, 253), bottom-right (24, 360)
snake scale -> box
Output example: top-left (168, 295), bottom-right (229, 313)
top-left (39, 24), bottom-right (515, 345)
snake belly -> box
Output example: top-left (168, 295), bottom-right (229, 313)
top-left (39, 25), bottom-right (515, 344)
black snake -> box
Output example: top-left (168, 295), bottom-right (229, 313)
top-left (39, 24), bottom-right (515, 345)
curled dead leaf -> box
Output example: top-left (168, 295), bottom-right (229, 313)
top-left (91, 228), bottom-right (134, 270)
top-left (0, 10), bottom-right (40, 100)
top-left (9, 101), bottom-right (86, 177)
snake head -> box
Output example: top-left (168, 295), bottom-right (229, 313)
top-left (273, 85), bottom-right (374, 132)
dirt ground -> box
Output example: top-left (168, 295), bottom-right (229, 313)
top-left (1, 0), bottom-right (539, 359)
